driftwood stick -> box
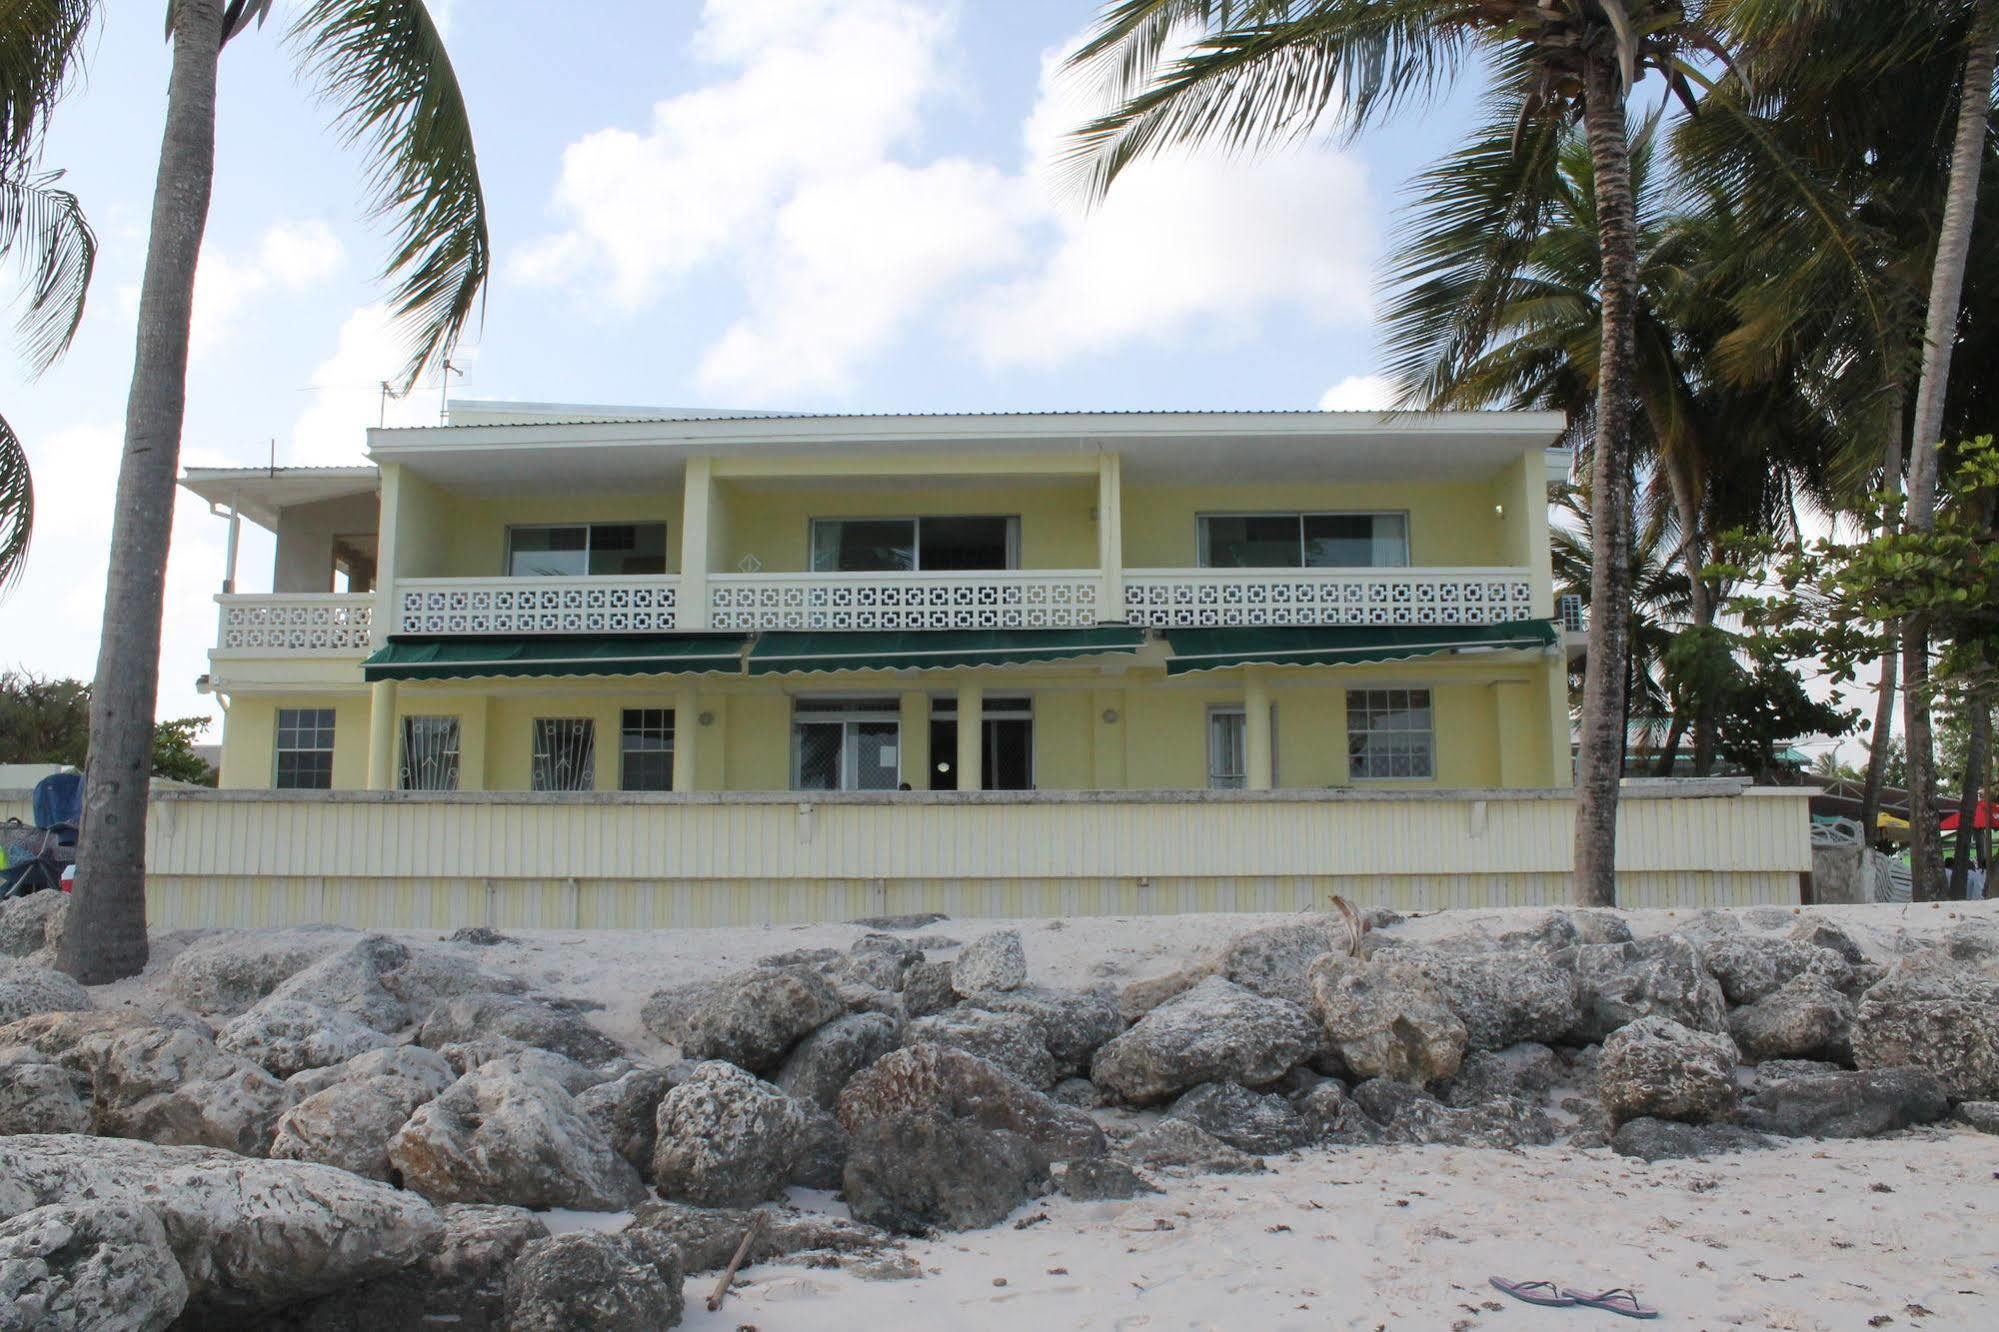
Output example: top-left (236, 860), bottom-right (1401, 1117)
top-left (706, 1209), bottom-right (768, 1312)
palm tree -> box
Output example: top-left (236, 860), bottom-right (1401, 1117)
top-left (13, 0), bottom-right (490, 982)
top-left (1065, 1), bottom-right (1735, 906)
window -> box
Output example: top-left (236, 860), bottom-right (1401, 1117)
top-left (809, 516), bottom-right (1018, 573)
top-left (531, 718), bottom-right (597, 791)
top-left (620, 709), bottom-right (674, 791)
top-left (1347, 689), bottom-right (1434, 780)
top-left (929, 695), bottom-right (1034, 790)
top-left (506, 523), bottom-right (667, 577)
top-left (792, 698), bottom-right (901, 791)
top-left (399, 716), bottom-right (460, 791)
top-left (1199, 513), bottom-right (1409, 568)
top-left (1207, 705), bottom-right (1278, 789)
top-left (274, 708), bottom-right (336, 790)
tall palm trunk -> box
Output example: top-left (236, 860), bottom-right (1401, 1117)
top-left (1573, 49), bottom-right (1640, 907)
top-left (59, 0), bottom-right (224, 983)
top-left (1949, 694), bottom-right (1990, 899)
top-left (1664, 459), bottom-right (1717, 775)
top-left (1860, 406), bottom-right (1906, 838)
top-left (1900, 0), bottom-right (1997, 902)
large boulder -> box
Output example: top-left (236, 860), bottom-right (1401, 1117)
top-left (417, 993), bottom-right (625, 1066)
top-left (575, 1065), bottom-right (685, 1173)
top-left (904, 1007), bottom-right (1058, 1089)
top-left (0, 1202), bottom-right (187, 1332)
top-left (1700, 935), bottom-right (1850, 1005)
top-left (433, 1040), bottom-right (607, 1093)
top-left (1789, 918), bottom-right (1867, 966)
top-left (651, 1061), bottom-right (805, 1208)
top-left (269, 1074), bottom-right (438, 1181)
top-left (272, 1203), bottom-right (547, 1332)
top-left (1737, 1067), bottom-right (1950, 1139)
top-left (1216, 918), bottom-right (1345, 1008)
top-left (1307, 953), bottom-right (1466, 1085)
top-left (1435, 1042), bottom-right (1567, 1109)
top-left (266, 936), bottom-right (416, 1033)
top-left (0, 1046), bottom-right (89, 1136)
top-left (1165, 1081), bottom-right (1314, 1155)
top-left (0, 891), bottom-right (66, 961)
top-left (657, 967), bottom-right (843, 1073)
top-left (637, 979), bottom-right (725, 1047)
top-left (217, 999), bottom-right (395, 1079)
top-left (837, 1043), bottom-right (1106, 1162)
top-left (1092, 976), bottom-right (1318, 1105)
top-left (1610, 1117), bottom-right (1776, 1162)
top-left (842, 1110), bottom-right (1048, 1234)
top-left (1338, 1079), bottom-right (1558, 1148)
top-left (899, 959), bottom-right (957, 1018)
top-left (1406, 950), bottom-right (1579, 1052)
top-left (1055, 1157), bottom-right (1161, 1201)
top-left (286, 1044), bottom-right (457, 1100)
top-left (1727, 965), bottom-right (1854, 1063)
top-left (165, 931), bottom-right (355, 1017)
top-left (959, 986), bottom-right (1126, 1079)
top-left (1596, 1016), bottom-right (1739, 1127)
top-left (788, 1106), bottom-right (850, 1190)
top-left (625, 1200), bottom-right (890, 1273)
top-left (952, 930), bottom-right (1027, 994)
top-left (0, 966), bottom-right (91, 1027)
top-left (775, 1012), bottom-right (899, 1110)
top-left (502, 1231), bottom-right (683, 1331)
top-left (1121, 1119), bottom-right (1266, 1175)
top-left (843, 934), bottom-right (923, 991)
top-left (71, 1024), bottom-right (295, 1156)
top-left (387, 1066), bottom-right (644, 1211)
top-left (1851, 964), bottom-right (1999, 1100)
top-left (1567, 936), bottom-right (1727, 1042)
top-left (0, 1134), bottom-right (441, 1321)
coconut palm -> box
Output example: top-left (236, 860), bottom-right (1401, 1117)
top-left (1066, 0), bottom-right (1736, 906)
top-left (11, 0), bottom-right (489, 982)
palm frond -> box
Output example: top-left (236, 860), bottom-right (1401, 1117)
top-left (290, 0), bottom-right (489, 389)
top-left (0, 409), bottom-right (33, 592)
top-left (0, 170), bottom-right (94, 374)
top-left (0, 0), bottom-right (95, 173)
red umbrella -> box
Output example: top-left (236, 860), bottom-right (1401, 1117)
top-left (1940, 801), bottom-right (1998, 831)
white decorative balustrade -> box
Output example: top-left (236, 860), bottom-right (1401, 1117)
top-left (1123, 568), bottom-right (1537, 628)
top-left (215, 593), bottom-right (375, 655)
top-left (396, 576), bottom-right (679, 636)
top-left (709, 571), bottom-right (1100, 631)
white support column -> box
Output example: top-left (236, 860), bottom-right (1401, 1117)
top-left (673, 683), bottom-right (699, 792)
top-left (955, 679), bottom-right (983, 792)
top-left (372, 464), bottom-right (403, 648)
top-left (367, 680), bottom-right (398, 790)
top-left (222, 497), bottom-right (241, 593)
top-left (680, 457), bottom-right (713, 630)
top-left (1097, 451), bottom-right (1124, 623)
top-left (1244, 668), bottom-right (1273, 792)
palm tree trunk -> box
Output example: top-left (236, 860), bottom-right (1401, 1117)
top-left (1948, 693), bottom-right (1990, 899)
top-left (1900, 0), bottom-right (1996, 902)
top-left (58, 0), bottom-right (224, 984)
top-left (1665, 460), bottom-right (1718, 776)
top-left (1860, 409), bottom-right (1906, 839)
top-left (1652, 714), bottom-right (1686, 777)
top-left (1572, 50), bottom-right (1640, 908)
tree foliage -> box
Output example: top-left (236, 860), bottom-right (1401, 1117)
top-left (0, 672), bottom-right (215, 785)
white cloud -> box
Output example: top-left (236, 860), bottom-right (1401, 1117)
top-left (289, 304), bottom-right (463, 466)
top-left (191, 220), bottom-right (343, 356)
top-left (1317, 373), bottom-right (1398, 411)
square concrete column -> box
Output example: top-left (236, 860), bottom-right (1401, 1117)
top-left (955, 679), bottom-right (983, 792)
top-left (898, 691), bottom-right (931, 788)
top-left (366, 679), bottom-right (398, 790)
top-left (1244, 669), bottom-right (1274, 791)
top-left (673, 683), bottom-right (700, 792)
top-left (679, 457), bottom-right (713, 630)
top-left (1097, 451), bottom-right (1125, 621)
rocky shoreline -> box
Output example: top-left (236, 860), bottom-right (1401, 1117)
top-left (3, 892), bottom-right (1997, 1329)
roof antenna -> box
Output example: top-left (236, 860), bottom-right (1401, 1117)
top-left (379, 379), bottom-right (408, 427)
top-left (439, 358), bottom-right (463, 424)
top-left (268, 437), bottom-right (275, 477)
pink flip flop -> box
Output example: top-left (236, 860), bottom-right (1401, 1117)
top-left (1562, 1287), bottom-right (1660, 1319)
top-left (1489, 1277), bottom-right (1579, 1307)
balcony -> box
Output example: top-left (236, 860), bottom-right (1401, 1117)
top-left (214, 593), bottom-right (374, 656)
top-left (395, 576), bottom-right (680, 636)
top-left (709, 570), bottom-right (1100, 632)
top-left (1122, 568), bottom-right (1536, 628)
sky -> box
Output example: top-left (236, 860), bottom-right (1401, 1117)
top-left (0, 0), bottom-right (1499, 737)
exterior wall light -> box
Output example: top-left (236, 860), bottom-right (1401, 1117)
top-left (1101, 708), bottom-right (1120, 724)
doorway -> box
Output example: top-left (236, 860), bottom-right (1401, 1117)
top-left (927, 695), bottom-right (1033, 790)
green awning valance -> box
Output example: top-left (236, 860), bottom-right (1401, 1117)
top-left (747, 627), bottom-right (1147, 676)
top-left (363, 635), bottom-right (747, 682)
top-left (1162, 619), bottom-right (1558, 675)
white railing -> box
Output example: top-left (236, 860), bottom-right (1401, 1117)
top-left (396, 576), bottom-right (679, 636)
top-left (1123, 567), bottom-right (1537, 628)
top-left (709, 571), bottom-right (1100, 631)
top-left (215, 593), bottom-right (375, 655)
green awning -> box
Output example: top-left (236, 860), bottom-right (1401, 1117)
top-left (1163, 619), bottom-right (1558, 675)
top-left (747, 627), bottom-right (1147, 675)
top-left (363, 635), bottom-right (747, 682)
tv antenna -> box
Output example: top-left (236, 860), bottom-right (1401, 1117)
top-left (439, 358), bottom-right (463, 424)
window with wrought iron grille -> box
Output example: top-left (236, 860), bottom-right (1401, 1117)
top-left (1207, 705), bottom-right (1277, 789)
top-left (531, 718), bottom-right (597, 791)
top-left (274, 708), bottom-right (336, 790)
top-left (399, 716), bottom-right (461, 791)
top-left (1346, 688), bottom-right (1434, 780)
top-left (620, 709), bottom-right (674, 791)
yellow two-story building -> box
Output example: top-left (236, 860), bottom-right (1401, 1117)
top-left (186, 403), bottom-right (1575, 798)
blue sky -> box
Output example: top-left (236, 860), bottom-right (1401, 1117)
top-left (1, 0), bottom-right (1489, 731)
